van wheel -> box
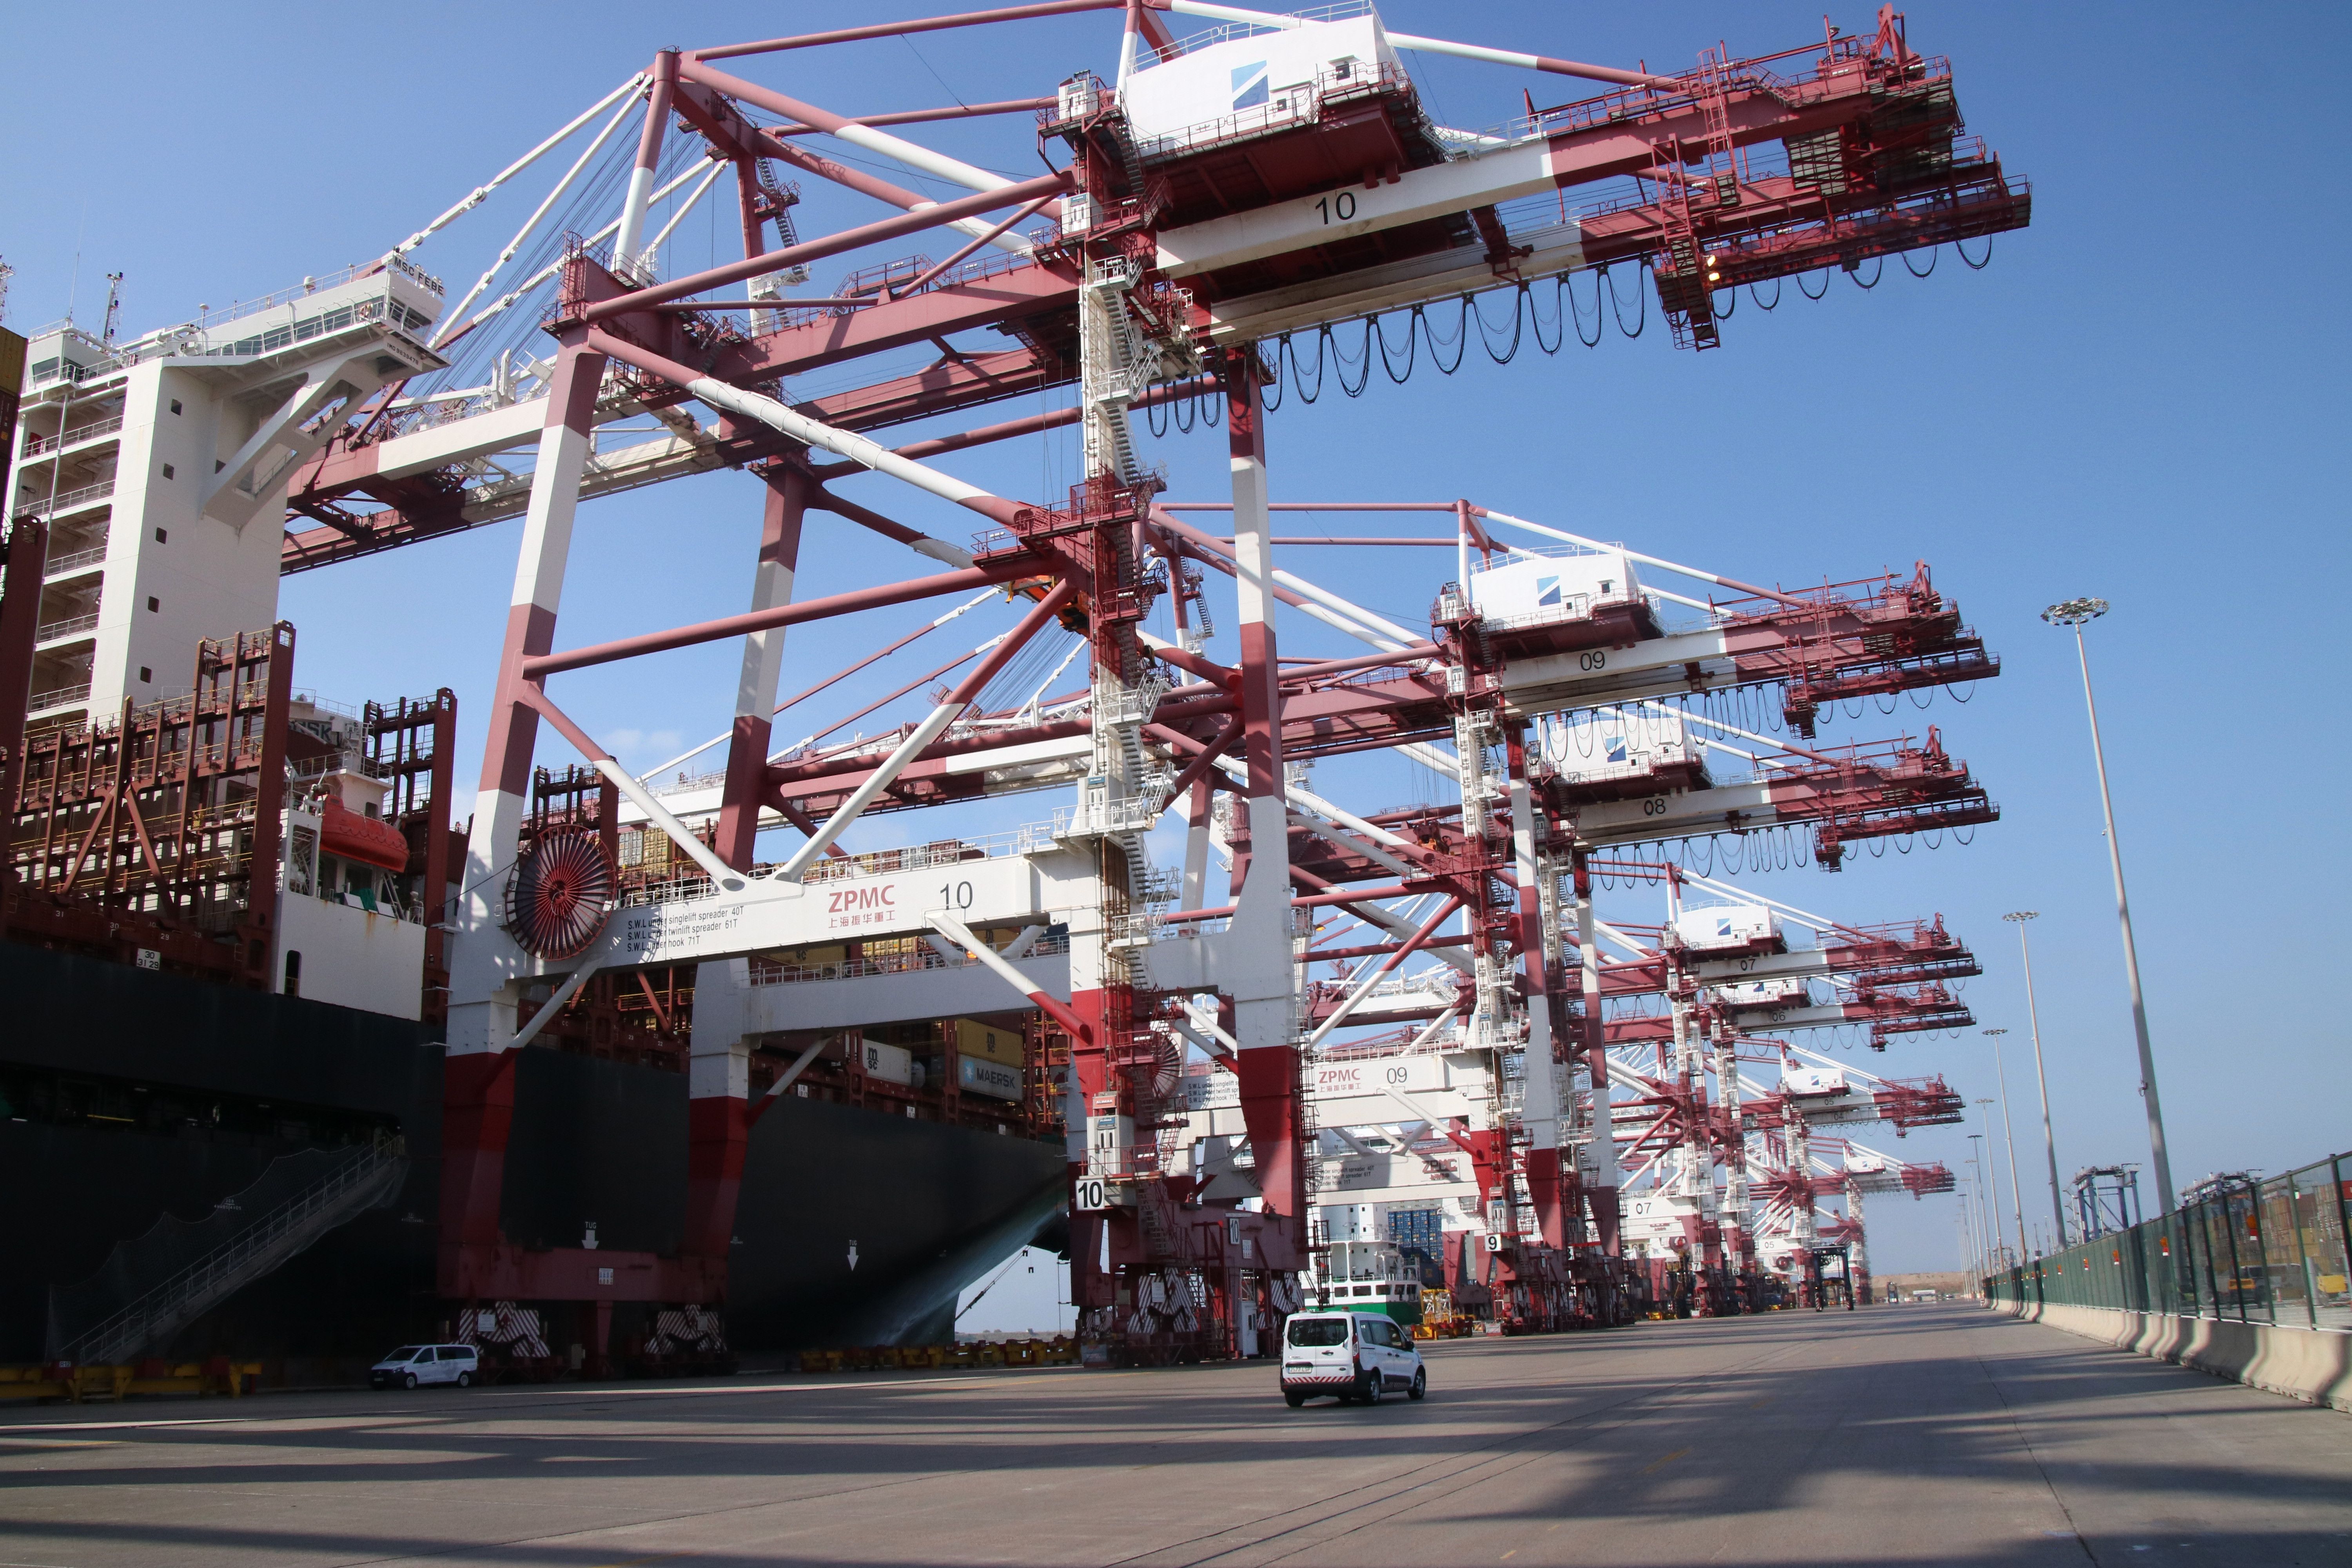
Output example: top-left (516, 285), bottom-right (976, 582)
top-left (1358, 1369), bottom-right (1382, 1405)
top-left (1284, 1390), bottom-right (1306, 1408)
top-left (1408, 1367), bottom-right (1426, 1401)
top-left (402, 1372), bottom-right (417, 1390)
top-left (456, 1371), bottom-right (472, 1388)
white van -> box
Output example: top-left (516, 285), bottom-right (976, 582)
top-left (370, 1343), bottom-right (480, 1389)
top-left (1280, 1310), bottom-right (1426, 1407)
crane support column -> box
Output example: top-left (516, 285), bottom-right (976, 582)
top-left (1573, 851), bottom-right (1622, 1261)
top-left (683, 463), bottom-right (811, 1301)
top-left (441, 333), bottom-right (606, 1296)
top-left (713, 462), bottom-right (809, 870)
top-left (1715, 1018), bottom-right (1752, 1279)
top-left (1506, 726), bottom-right (1566, 1249)
top-left (1221, 348), bottom-right (1303, 1225)
top-left (684, 964), bottom-right (752, 1270)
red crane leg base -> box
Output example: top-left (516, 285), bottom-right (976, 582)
top-left (1589, 1183), bottom-right (1624, 1258)
top-left (1525, 1149), bottom-right (1566, 1251)
top-left (437, 1051), bottom-right (518, 1291)
top-left (1233, 1045), bottom-right (1305, 1220)
top-left (684, 1094), bottom-right (751, 1265)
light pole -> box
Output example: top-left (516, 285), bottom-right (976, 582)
top-left (1957, 1175), bottom-right (1977, 1279)
top-left (1973, 1103), bottom-right (2007, 1267)
top-left (2004, 910), bottom-right (2068, 1247)
top-left (1965, 1143), bottom-right (1980, 1273)
top-left (2043, 597), bottom-right (2176, 1214)
top-left (1964, 1166), bottom-right (1987, 1287)
top-left (1983, 1029), bottom-right (2029, 1259)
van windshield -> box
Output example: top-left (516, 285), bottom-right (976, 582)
top-left (1286, 1317), bottom-right (1350, 1347)
top-left (385, 1347), bottom-right (423, 1361)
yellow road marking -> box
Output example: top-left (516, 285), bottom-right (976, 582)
top-left (1639, 1445), bottom-right (1690, 1474)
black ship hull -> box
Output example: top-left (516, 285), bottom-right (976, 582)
top-left (0, 944), bottom-right (1066, 1371)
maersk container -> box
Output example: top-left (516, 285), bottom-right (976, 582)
top-left (956, 1056), bottom-right (1024, 1102)
top-left (860, 1040), bottom-right (916, 1087)
top-left (950, 1017), bottom-right (1024, 1067)
top-left (1466, 550), bottom-right (1641, 628)
top-left (1673, 903), bottom-right (1778, 950)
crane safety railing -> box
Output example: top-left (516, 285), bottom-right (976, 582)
top-left (1987, 1149), bottom-right (2352, 1335)
top-left (749, 930), bottom-right (1070, 988)
top-left (1151, 1), bottom-right (1374, 61)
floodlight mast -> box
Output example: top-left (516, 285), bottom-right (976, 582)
top-left (2042, 596), bottom-right (2174, 1214)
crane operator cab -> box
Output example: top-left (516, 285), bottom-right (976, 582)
top-left (1280, 1310), bottom-right (1426, 1408)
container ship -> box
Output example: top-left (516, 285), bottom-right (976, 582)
top-left (0, 295), bottom-right (1067, 1378)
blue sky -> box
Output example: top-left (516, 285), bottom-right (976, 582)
top-left (6, 2), bottom-right (2346, 1277)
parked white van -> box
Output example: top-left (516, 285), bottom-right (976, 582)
top-left (1280, 1310), bottom-right (1426, 1407)
top-left (370, 1343), bottom-right (479, 1389)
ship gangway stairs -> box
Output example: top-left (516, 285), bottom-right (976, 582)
top-left (53, 1140), bottom-right (409, 1367)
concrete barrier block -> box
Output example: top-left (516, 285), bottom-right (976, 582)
top-left (1997, 1298), bottom-right (2352, 1412)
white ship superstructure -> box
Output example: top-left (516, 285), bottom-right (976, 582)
top-left (7, 264), bottom-right (445, 728)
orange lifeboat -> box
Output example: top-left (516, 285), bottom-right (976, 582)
top-left (320, 797), bottom-right (412, 873)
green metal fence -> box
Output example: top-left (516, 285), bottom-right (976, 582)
top-left (1986, 1150), bottom-right (2352, 1333)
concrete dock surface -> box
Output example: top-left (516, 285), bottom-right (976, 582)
top-left (2, 1303), bottom-right (2346, 1567)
